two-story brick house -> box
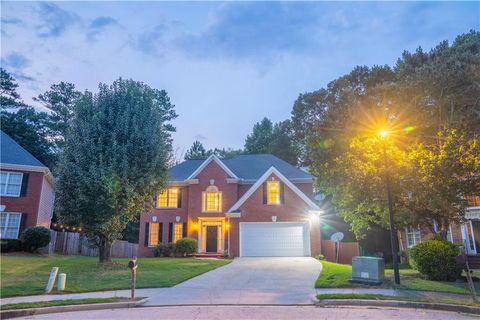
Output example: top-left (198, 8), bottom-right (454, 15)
top-left (138, 154), bottom-right (321, 257)
top-left (0, 131), bottom-right (55, 239)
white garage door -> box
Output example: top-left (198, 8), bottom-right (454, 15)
top-left (240, 222), bottom-right (310, 257)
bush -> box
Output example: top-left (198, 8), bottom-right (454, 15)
top-left (154, 243), bottom-right (175, 257)
top-left (174, 238), bottom-right (198, 257)
top-left (410, 239), bottom-right (461, 281)
top-left (315, 254), bottom-right (325, 261)
top-left (21, 227), bottom-right (51, 253)
top-left (0, 239), bottom-right (22, 252)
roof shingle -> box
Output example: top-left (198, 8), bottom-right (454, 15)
top-left (1, 131), bottom-right (47, 168)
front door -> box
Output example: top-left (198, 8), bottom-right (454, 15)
top-left (206, 226), bottom-right (218, 253)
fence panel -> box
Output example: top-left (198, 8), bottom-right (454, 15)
top-left (321, 240), bottom-right (360, 265)
top-left (43, 230), bottom-right (137, 258)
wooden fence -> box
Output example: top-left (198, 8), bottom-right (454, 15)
top-left (43, 230), bottom-right (138, 258)
top-left (321, 240), bottom-right (360, 265)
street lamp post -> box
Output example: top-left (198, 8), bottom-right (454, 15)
top-left (380, 130), bottom-right (401, 285)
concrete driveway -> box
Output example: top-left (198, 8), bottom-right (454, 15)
top-left (145, 257), bottom-right (322, 305)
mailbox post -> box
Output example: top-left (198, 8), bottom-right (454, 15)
top-left (128, 257), bottom-right (138, 300)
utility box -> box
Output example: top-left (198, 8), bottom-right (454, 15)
top-left (350, 256), bottom-right (385, 285)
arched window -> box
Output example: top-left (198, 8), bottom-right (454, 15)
top-left (202, 185), bottom-right (222, 212)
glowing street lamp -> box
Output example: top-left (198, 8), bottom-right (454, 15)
top-left (379, 129), bottom-right (401, 285)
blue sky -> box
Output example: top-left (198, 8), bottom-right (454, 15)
top-left (1, 1), bottom-right (479, 155)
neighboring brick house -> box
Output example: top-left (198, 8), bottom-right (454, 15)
top-left (398, 195), bottom-right (480, 256)
top-left (138, 154), bottom-right (321, 257)
top-left (0, 131), bottom-right (55, 239)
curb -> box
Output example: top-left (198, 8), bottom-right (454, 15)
top-left (1, 298), bottom-right (147, 319)
top-left (314, 298), bottom-right (480, 315)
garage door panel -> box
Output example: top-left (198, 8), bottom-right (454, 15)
top-left (240, 223), bottom-right (309, 257)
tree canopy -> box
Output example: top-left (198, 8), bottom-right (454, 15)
top-left (291, 30), bottom-right (480, 239)
top-left (244, 117), bottom-right (299, 165)
top-left (56, 78), bottom-right (177, 263)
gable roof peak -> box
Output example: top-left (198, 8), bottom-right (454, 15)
top-left (186, 154), bottom-right (239, 180)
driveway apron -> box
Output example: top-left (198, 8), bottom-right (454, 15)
top-left (145, 257), bottom-right (322, 306)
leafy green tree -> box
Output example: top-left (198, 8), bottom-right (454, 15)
top-left (403, 130), bottom-right (480, 238)
top-left (1, 107), bottom-right (55, 167)
top-left (0, 68), bottom-right (24, 108)
top-left (244, 117), bottom-right (299, 165)
top-left (210, 147), bottom-right (243, 159)
top-left (184, 140), bottom-right (208, 160)
top-left (56, 78), bottom-right (177, 263)
top-left (34, 82), bottom-right (81, 152)
top-left (244, 117), bottom-right (274, 154)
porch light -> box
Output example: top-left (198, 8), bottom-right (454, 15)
top-left (308, 210), bottom-right (323, 223)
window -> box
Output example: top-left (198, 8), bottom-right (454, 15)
top-left (0, 172), bottom-right (23, 197)
top-left (149, 223), bottom-right (159, 246)
top-left (433, 221), bottom-right (453, 242)
top-left (0, 212), bottom-right (22, 239)
top-left (173, 223), bottom-right (183, 242)
top-left (267, 181), bottom-right (280, 204)
top-left (406, 226), bottom-right (421, 248)
top-left (465, 194), bottom-right (480, 207)
top-left (157, 188), bottom-right (179, 208)
top-left (203, 191), bottom-right (222, 212)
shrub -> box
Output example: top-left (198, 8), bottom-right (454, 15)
top-left (410, 239), bottom-right (461, 281)
top-left (154, 243), bottom-right (175, 257)
top-left (0, 239), bottom-right (22, 252)
top-left (174, 238), bottom-right (198, 257)
top-left (315, 254), bottom-right (325, 261)
top-left (21, 227), bottom-right (51, 253)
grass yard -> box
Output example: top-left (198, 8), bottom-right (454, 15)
top-left (315, 261), bottom-right (480, 295)
top-left (0, 255), bottom-right (230, 298)
top-left (316, 293), bottom-right (480, 307)
top-left (1, 297), bottom-right (135, 310)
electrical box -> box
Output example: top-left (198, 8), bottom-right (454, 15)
top-left (350, 256), bottom-right (385, 285)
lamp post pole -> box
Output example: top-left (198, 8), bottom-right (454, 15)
top-left (383, 139), bottom-right (401, 285)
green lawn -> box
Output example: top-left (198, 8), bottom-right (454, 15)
top-left (316, 293), bottom-right (480, 307)
top-left (316, 261), bottom-right (480, 295)
top-left (0, 255), bottom-right (230, 298)
top-left (1, 297), bottom-right (135, 310)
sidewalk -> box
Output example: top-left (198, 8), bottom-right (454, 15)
top-left (315, 288), bottom-right (474, 301)
top-left (1, 288), bottom-right (164, 305)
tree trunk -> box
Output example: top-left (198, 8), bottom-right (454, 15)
top-left (98, 238), bottom-right (112, 264)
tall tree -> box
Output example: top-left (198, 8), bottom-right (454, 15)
top-left (0, 68), bottom-right (24, 108)
top-left (56, 78), bottom-right (177, 263)
top-left (244, 117), bottom-right (299, 165)
top-left (0, 69), bottom-right (55, 167)
top-left (184, 140), bottom-right (208, 160)
top-left (244, 117), bottom-right (274, 154)
top-left (34, 82), bottom-right (81, 152)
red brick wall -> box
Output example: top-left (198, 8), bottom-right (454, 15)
top-left (1, 170), bottom-right (45, 233)
top-left (229, 173), bottom-right (320, 257)
top-left (138, 162), bottom-right (318, 258)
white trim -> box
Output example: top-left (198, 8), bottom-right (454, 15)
top-left (0, 163), bottom-right (54, 186)
top-left (228, 166), bottom-right (320, 213)
top-left (186, 155), bottom-right (239, 180)
top-left (226, 212), bottom-right (241, 218)
top-left (0, 171), bottom-right (23, 197)
top-left (0, 212), bottom-right (22, 239)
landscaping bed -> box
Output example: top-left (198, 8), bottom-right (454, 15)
top-left (316, 261), bottom-right (480, 295)
top-left (0, 255), bottom-right (230, 298)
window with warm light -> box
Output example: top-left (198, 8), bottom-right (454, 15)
top-left (267, 181), bottom-right (280, 204)
top-left (157, 188), bottom-right (179, 208)
top-left (173, 223), bottom-right (183, 242)
top-left (202, 191), bottom-right (222, 212)
top-left (149, 223), bottom-right (159, 246)
top-left (465, 194), bottom-right (480, 207)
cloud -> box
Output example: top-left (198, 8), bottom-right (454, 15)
top-left (1, 52), bottom-right (30, 70)
top-left (176, 2), bottom-right (321, 60)
top-left (87, 16), bottom-right (119, 41)
top-left (36, 2), bottom-right (80, 38)
top-left (194, 134), bottom-right (208, 141)
top-left (1, 17), bottom-right (22, 25)
top-left (135, 24), bottom-right (167, 56)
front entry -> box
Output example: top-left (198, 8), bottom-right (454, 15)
top-left (206, 226), bottom-right (218, 253)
